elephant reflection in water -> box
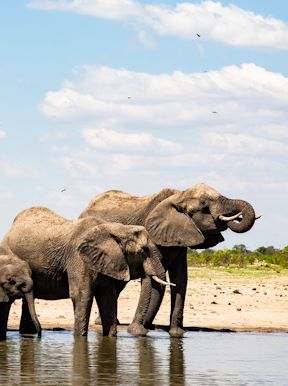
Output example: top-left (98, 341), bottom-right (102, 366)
top-left (73, 336), bottom-right (117, 385)
top-left (0, 337), bottom-right (39, 385)
top-left (72, 335), bottom-right (185, 385)
top-left (137, 338), bottom-right (185, 386)
top-left (19, 338), bottom-right (39, 385)
top-left (0, 333), bottom-right (185, 385)
top-left (72, 337), bottom-right (92, 386)
top-left (169, 339), bottom-right (185, 386)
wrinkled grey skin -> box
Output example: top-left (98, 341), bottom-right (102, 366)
top-left (0, 207), bottom-right (166, 337)
top-left (0, 254), bottom-right (41, 340)
top-left (79, 183), bottom-right (256, 337)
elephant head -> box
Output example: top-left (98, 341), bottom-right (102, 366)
top-left (78, 223), bottom-right (170, 285)
top-left (0, 255), bottom-right (41, 337)
top-left (144, 183), bottom-right (256, 248)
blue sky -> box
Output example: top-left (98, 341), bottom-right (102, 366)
top-left (0, 0), bottom-right (288, 250)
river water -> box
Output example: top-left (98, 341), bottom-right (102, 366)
top-left (0, 330), bottom-right (287, 385)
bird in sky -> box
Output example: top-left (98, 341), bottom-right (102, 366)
top-left (196, 33), bottom-right (201, 37)
top-left (60, 188), bottom-right (66, 192)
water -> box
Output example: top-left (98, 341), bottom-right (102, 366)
top-left (0, 330), bottom-right (287, 385)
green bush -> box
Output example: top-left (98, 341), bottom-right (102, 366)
top-left (187, 245), bottom-right (288, 268)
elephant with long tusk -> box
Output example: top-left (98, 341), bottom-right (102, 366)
top-left (0, 207), bottom-right (172, 337)
top-left (79, 182), bottom-right (258, 337)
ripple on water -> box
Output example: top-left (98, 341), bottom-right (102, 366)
top-left (0, 330), bottom-right (287, 385)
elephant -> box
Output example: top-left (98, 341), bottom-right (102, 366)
top-left (0, 207), bottom-right (170, 337)
top-left (0, 254), bottom-right (41, 340)
top-left (79, 182), bottom-right (257, 337)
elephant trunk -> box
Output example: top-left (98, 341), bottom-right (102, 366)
top-left (219, 197), bottom-right (256, 233)
top-left (21, 277), bottom-right (33, 294)
top-left (143, 242), bottom-right (175, 286)
top-left (24, 292), bottom-right (42, 338)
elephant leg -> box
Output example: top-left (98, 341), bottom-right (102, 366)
top-left (0, 302), bottom-right (12, 340)
top-left (20, 298), bottom-right (37, 335)
top-left (71, 292), bottom-right (93, 336)
top-left (127, 276), bottom-right (152, 336)
top-left (95, 279), bottom-right (126, 325)
top-left (69, 275), bottom-right (93, 336)
top-left (143, 280), bottom-right (166, 330)
top-left (168, 250), bottom-right (187, 338)
top-left (94, 276), bottom-right (117, 337)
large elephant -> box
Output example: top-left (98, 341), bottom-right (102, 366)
top-left (0, 254), bottom-right (41, 340)
top-left (79, 183), bottom-right (257, 337)
top-left (0, 207), bottom-right (170, 336)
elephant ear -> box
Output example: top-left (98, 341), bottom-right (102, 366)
top-left (0, 286), bottom-right (9, 302)
top-left (78, 227), bottom-right (130, 281)
top-left (145, 196), bottom-right (204, 247)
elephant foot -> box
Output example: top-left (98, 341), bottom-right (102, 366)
top-left (20, 321), bottom-right (37, 335)
top-left (127, 323), bottom-right (148, 336)
top-left (143, 322), bottom-right (156, 330)
top-left (169, 326), bottom-right (184, 338)
top-left (102, 325), bottom-right (117, 337)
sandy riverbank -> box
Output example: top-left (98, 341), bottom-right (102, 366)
top-left (7, 267), bottom-right (288, 333)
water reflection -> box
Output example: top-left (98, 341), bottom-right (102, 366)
top-left (169, 339), bottom-right (185, 386)
top-left (20, 337), bottom-right (39, 385)
top-left (0, 331), bottom-right (287, 385)
top-left (72, 337), bottom-right (90, 386)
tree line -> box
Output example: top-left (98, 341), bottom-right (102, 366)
top-left (187, 244), bottom-right (288, 269)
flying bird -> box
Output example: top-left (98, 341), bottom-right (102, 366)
top-left (212, 111), bottom-right (218, 114)
top-left (60, 188), bottom-right (66, 192)
top-left (196, 33), bottom-right (201, 37)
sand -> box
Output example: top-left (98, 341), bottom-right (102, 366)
top-left (7, 268), bottom-right (288, 334)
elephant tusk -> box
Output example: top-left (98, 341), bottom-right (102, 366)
top-left (219, 212), bottom-right (242, 222)
top-left (152, 276), bottom-right (176, 287)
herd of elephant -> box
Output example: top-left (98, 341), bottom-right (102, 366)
top-left (0, 183), bottom-right (257, 339)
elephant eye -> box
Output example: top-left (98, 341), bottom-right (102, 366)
top-left (9, 279), bottom-right (16, 285)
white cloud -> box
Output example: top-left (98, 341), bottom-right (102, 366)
top-left (0, 156), bottom-right (40, 178)
top-left (0, 130), bottom-right (6, 140)
top-left (202, 132), bottom-right (288, 155)
top-left (28, 0), bottom-right (288, 50)
top-left (82, 127), bottom-right (183, 153)
top-left (39, 63), bottom-right (288, 134)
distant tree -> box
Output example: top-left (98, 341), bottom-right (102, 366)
top-left (232, 244), bottom-right (250, 254)
top-left (255, 246), bottom-right (266, 255)
top-left (255, 246), bottom-right (278, 255)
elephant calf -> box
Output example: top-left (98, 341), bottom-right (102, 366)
top-left (0, 207), bottom-right (170, 336)
top-left (0, 254), bottom-right (41, 340)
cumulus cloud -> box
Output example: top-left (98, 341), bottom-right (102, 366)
top-left (0, 155), bottom-right (40, 178)
top-left (202, 132), bottom-right (288, 155)
top-left (28, 0), bottom-right (288, 50)
top-left (82, 127), bottom-right (183, 153)
top-left (0, 130), bottom-right (6, 140)
top-left (39, 63), bottom-right (288, 133)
